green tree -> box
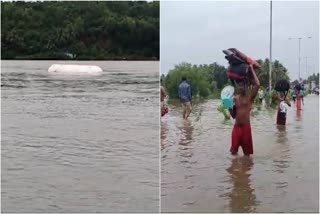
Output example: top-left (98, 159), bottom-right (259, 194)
top-left (307, 73), bottom-right (319, 86)
top-left (163, 58), bottom-right (290, 100)
top-left (1, 1), bottom-right (159, 60)
top-left (257, 59), bottom-right (290, 88)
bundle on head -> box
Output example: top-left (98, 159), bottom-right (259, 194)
top-left (275, 79), bottom-right (290, 98)
top-left (275, 79), bottom-right (290, 92)
top-left (222, 48), bottom-right (261, 87)
top-left (294, 83), bottom-right (304, 92)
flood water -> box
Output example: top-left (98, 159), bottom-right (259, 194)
top-left (161, 95), bottom-right (319, 213)
top-left (1, 60), bottom-right (159, 213)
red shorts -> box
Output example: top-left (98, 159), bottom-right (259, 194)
top-left (296, 97), bottom-right (302, 110)
top-left (231, 123), bottom-right (253, 155)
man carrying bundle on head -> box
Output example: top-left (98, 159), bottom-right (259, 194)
top-left (275, 80), bottom-right (291, 126)
top-left (223, 48), bottom-right (261, 156)
top-left (292, 87), bottom-right (297, 103)
top-left (294, 83), bottom-right (304, 110)
top-left (300, 84), bottom-right (305, 105)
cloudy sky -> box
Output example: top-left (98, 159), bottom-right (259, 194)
top-left (160, 1), bottom-right (319, 81)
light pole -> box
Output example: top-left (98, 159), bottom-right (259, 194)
top-left (269, 0), bottom-right (272, 93)
top-left (303, 56), bottom-right (312, 89)
top-left (288, 36), bottom-right (312, 81)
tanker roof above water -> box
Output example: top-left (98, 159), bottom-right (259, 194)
top-left (48, 64), bottom-right (103, 74)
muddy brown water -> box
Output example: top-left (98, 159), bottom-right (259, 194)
top-left (161, 95), bottom-right (319, 213)
top-left (1, 60), bottom-right (159, 213)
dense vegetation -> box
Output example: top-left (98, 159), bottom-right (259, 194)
top-left (1, 1), bottom-right (159, 60)
top-left (306, 73), bottom-right (319, 86)
top-left (161, 59), bottom-right (290, 99)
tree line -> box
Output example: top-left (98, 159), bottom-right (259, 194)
top-left (1, 1), bottom-right (159, 60)
top-left (306, 73), bottom-right (319, 86)
top-left (161, 59), bottom-right (291, 99)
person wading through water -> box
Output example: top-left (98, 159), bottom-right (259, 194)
top-left (228, 65), bottom-right (260, 156)
top-left (178, 76), bottom-right (192, 119)
top-left (161, 79), bottom-right (168, 117)
top-left (276, 92), bottom-right (291, 126)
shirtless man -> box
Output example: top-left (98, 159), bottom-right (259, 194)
top-left (228, 65), bottom-right (260, 156)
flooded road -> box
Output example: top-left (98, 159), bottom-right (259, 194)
top-left (1, 60), bottom-right (159, 213)
top-left (161, 95), bottom-right (319, 212)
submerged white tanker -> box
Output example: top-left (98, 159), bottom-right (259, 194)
top-left (48, 64), bottom-right (103, 74)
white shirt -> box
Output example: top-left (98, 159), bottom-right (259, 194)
top-left (258, 90), bottom-right (264, 98)
top-left (280, 101), bottom-right (289, 113)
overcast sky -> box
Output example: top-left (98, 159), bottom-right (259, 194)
top-left (160, 1), bottom-right (319, 81)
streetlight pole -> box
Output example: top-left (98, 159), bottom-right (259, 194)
top-left (304, 56), bottom-right (312, 89)
top-left (269, 0), bottom-right (272, 94)
top-left (288, 36), bottom-right (312, 81)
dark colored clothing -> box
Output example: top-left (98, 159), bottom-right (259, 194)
top-left (229, 105), bottom-right (237, 119)
top-left (178, 81), bottom-right (192, 103)
top-left (277, 108), bottom-right (286, 125)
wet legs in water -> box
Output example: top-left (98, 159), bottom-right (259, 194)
top-left (183, 103), bottom-right (192, 119)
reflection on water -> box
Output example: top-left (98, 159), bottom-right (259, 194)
top-left (296, 109), bottom-right (302, 121)
top-left (161, 96), bottom-right (319, 212)
top-left (225, 157), bottom-right (258, 213)
top-left (178, 120), bottom-right (195, 168)
top-left (273, 125), bottom-right (291, 175)
top-left (276, 125), bottom-right (288, 143)
top-left (179, 120), bottom-right (194, 146)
